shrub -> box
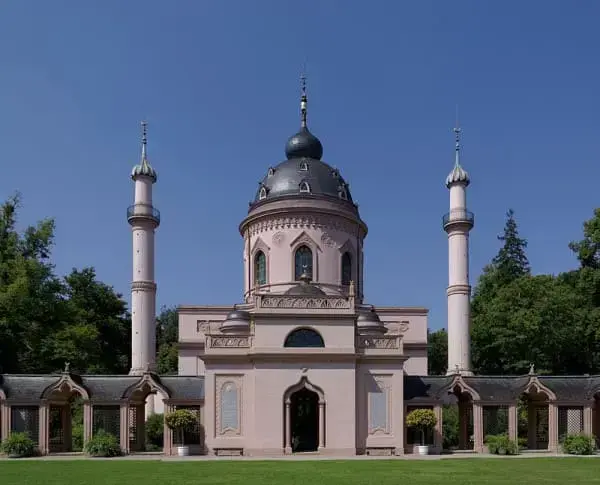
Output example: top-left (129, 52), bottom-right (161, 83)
top-left (83, 430), bottom-right (122, 457)
top-left (0, 432), bottom-right (37, 458)
top-left (406, 408), bottom-right (437, 446)
top-left (485, 434), bottom-right (518, 455)
top-left (71, 423), bottom-right (84, 452)
top-left (165, 409), bottom-right (197, 446)
top-left (562, 434), bottom-right (596, 455)
top-left (146, 413), bottom-right (164, 450)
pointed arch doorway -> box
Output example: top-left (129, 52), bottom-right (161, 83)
top-left (284, 377), bottom-right (325, 453)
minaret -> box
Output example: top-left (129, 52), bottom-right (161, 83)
top-left (443, 126), bottom-right (474, 376)
top-left (128, 121), bottom-right (160, 375)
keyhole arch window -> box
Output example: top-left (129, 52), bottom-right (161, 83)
top-left (254, 250), bottom-right (267, 286)
top-left (294, 245), bottom-right (313, 280)
top-left (341, 252), bottom-right (352, 286)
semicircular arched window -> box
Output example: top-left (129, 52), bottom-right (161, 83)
top-left (284, 328), bottom-right (325, 348)
top-left (254, 250), bottom-right (266, 286)
top-left (294, 245), bottom-right (313, 280)
top-left (341, 251), bottom-right (352, 286)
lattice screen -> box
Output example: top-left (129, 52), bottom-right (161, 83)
top-left (92, 405), bottom-right (120, 439)
top-left (482, 406), bottom-right (509, 438)
top-left (49, 406), bottom-right (64, 447)
top-left (10, 406), bottom-right (40, 444)
top-left (174, 405), bottom-right (202, 445)
top-left (129, 407), bottom-right (137, 447)
top-left (558, 406), bottom-right (583, 440)
top-left (405, 406), bottom-right (434, 445)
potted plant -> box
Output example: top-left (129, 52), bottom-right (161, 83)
top-left (406, 408), bottom-right (437, 455)
top-left (165, 409), bottom-right (197, 456)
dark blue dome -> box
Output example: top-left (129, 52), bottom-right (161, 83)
top-left (285, 127), bottom-right (323, 160)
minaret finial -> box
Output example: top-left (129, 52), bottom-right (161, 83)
top-left (141, 120), bottom-right (148, 161)
top-left (300, 69), bottom-right (308, 128)
top-left (453, 124), bottom-right (461, 167)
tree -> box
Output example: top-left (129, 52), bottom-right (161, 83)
top-left (0, 194), bottom-right (65, 373)
top-left (569, 208), bottom-right (600, 270)
top-left (427, 329), bottom-right (448, 375)
top-left (0, 194), bottom-right (132, 374)
top-left (49, 268), bottom-right (131, 374)
top-left (156, 306), bottom-right (178, 374)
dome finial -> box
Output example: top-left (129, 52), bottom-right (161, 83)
top-left (131, 120), bottom-right (157, 182)
top-left (445, 119), bottom-right (470, 188)
top-left (300, 69), bottom-right (308, 128)
top-left (454, 124), bottom-right (461, 167)
top-left (141, 120), bottom-right (148, 161)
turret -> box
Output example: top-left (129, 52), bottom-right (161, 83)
top-left (443, 126), bottom-right (474, 376)
top-left (128, 121), bottom-right (160, 375)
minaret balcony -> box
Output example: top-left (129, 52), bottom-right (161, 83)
top-left (127, 203), bottom-right (160, 226)
top-left (443, 209), bottom-right (474, 230)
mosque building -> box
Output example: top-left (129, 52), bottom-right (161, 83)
top-left (0, 80), bottom-right (598, 457)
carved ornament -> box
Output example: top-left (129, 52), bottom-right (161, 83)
top-left (131, 281), bottom-right (157, 291)
top-left (271, 231), bottom-right (285, 246)
top-left (321, 232), bottom-right (337, 248)
top-left (260, 295), bottom-right (351, 309)
top-left (248, 214), bottom-right (360, 237)
top-left (358, 336), bottom-right (399, 349)
top-left (196, 320), bottom-right (222, 333)
top-left (209, 336), bottom-right (251, 348)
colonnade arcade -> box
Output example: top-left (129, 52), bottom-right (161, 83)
top-left (404, 372), bottom-right (600, 453)
top-left (0, 368), bottom-right (204, 455)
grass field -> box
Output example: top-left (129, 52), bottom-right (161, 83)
top-left (1, 458), bottom-right (600, 485)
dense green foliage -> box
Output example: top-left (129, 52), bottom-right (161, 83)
top-left (429, 208), bottom-right (600, 376)
top-left (0, 432), bottom-right (37, 457)
top-left (165, 409), bottom-right (198, 445)
top-left (146, 413), bottom-right (165, 450)
top-left (0, 195), bottom-right (178, 374)
top-left (83, 430), bottom-right (122, 457)
top-left (561, 434), bottom-right (596, 455)
top-left (484, 434), bottom-right (518, 455)
top-left (0, 459), bottom-right (599, 485)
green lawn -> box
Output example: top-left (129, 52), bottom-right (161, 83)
top-left (0, 458), bottom-right (599, 485)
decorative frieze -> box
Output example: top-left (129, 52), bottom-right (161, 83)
top-left (130, 281), bottom-right (157, 291)
top-left (259, 295), bottom-right (352, 309)
top-left (208, 336), bottom-right (252, 348)
top-left (368, 376), bottom-right (392, 435)
top-left (248, 214), bottom-right (360, 237)
top-left (196, 320), bottom-right (222, 333)
top-left (215, 375), bottom-right (243, 437)
top-left (357, 335), bottom-right (399, 349)
top-left (382, 320), bottom-right (409, 334)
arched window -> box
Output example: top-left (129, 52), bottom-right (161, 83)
top-left (284, 328), bottom-right (325, 348)
top-left (341, 252), bottom-right (352, 286)
top-left (299, 160), bottom-right (309, 171)
top-left (299, 181), bottom-right (311, 193)
top-left (254, 251), bottom-right (266, 285)
top-left (294, 245), bottom-right (313, 280)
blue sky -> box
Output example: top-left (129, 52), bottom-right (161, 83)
top-left (1, 1), bottom-right (599, 330)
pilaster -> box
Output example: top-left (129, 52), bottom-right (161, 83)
top-left (38, 400), bottom-right (49, 455)
top-left (120, 401), bottom-right (130, 454)
top-left (472, 403), bottom-right (484, 453)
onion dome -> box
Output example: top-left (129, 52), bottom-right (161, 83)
top-left (284, 271), bottom-right (326, 296)
top-left (253, 75), bottom-right (353, 205)
top-left (445, 126), bottom-right (470, 188)
top-left (131, 121), bottom-right (157, 183)
top-left (220, 309), bottom-right (251, 333)
top-left (356, 308), bottom-right (386, 335)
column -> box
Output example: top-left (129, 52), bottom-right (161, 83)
top-left (548, 404), bottom-right (558, 452)
top-left (508, 404), bottom-right (518, 445)
top-left (120, 401), bottom-right (130, 454)
top-left (0, 402), bottom-right (8, 441)
top-left (433, 405), bottom-right (443, 454)
top-left (38, 401), bottom-right (49, 455)
top-left (163, 403), bottom-right (173, 456)
top-left (583, 404), bottom-right (593, 436)
top-left (473, 404), bottom-right (484, 453)
top-left (284, 400), bottom-right (292, 454)
top-left (318, 401), bottom-right (325, 450)
top-left (83, 401), bottom-right (93, 443)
